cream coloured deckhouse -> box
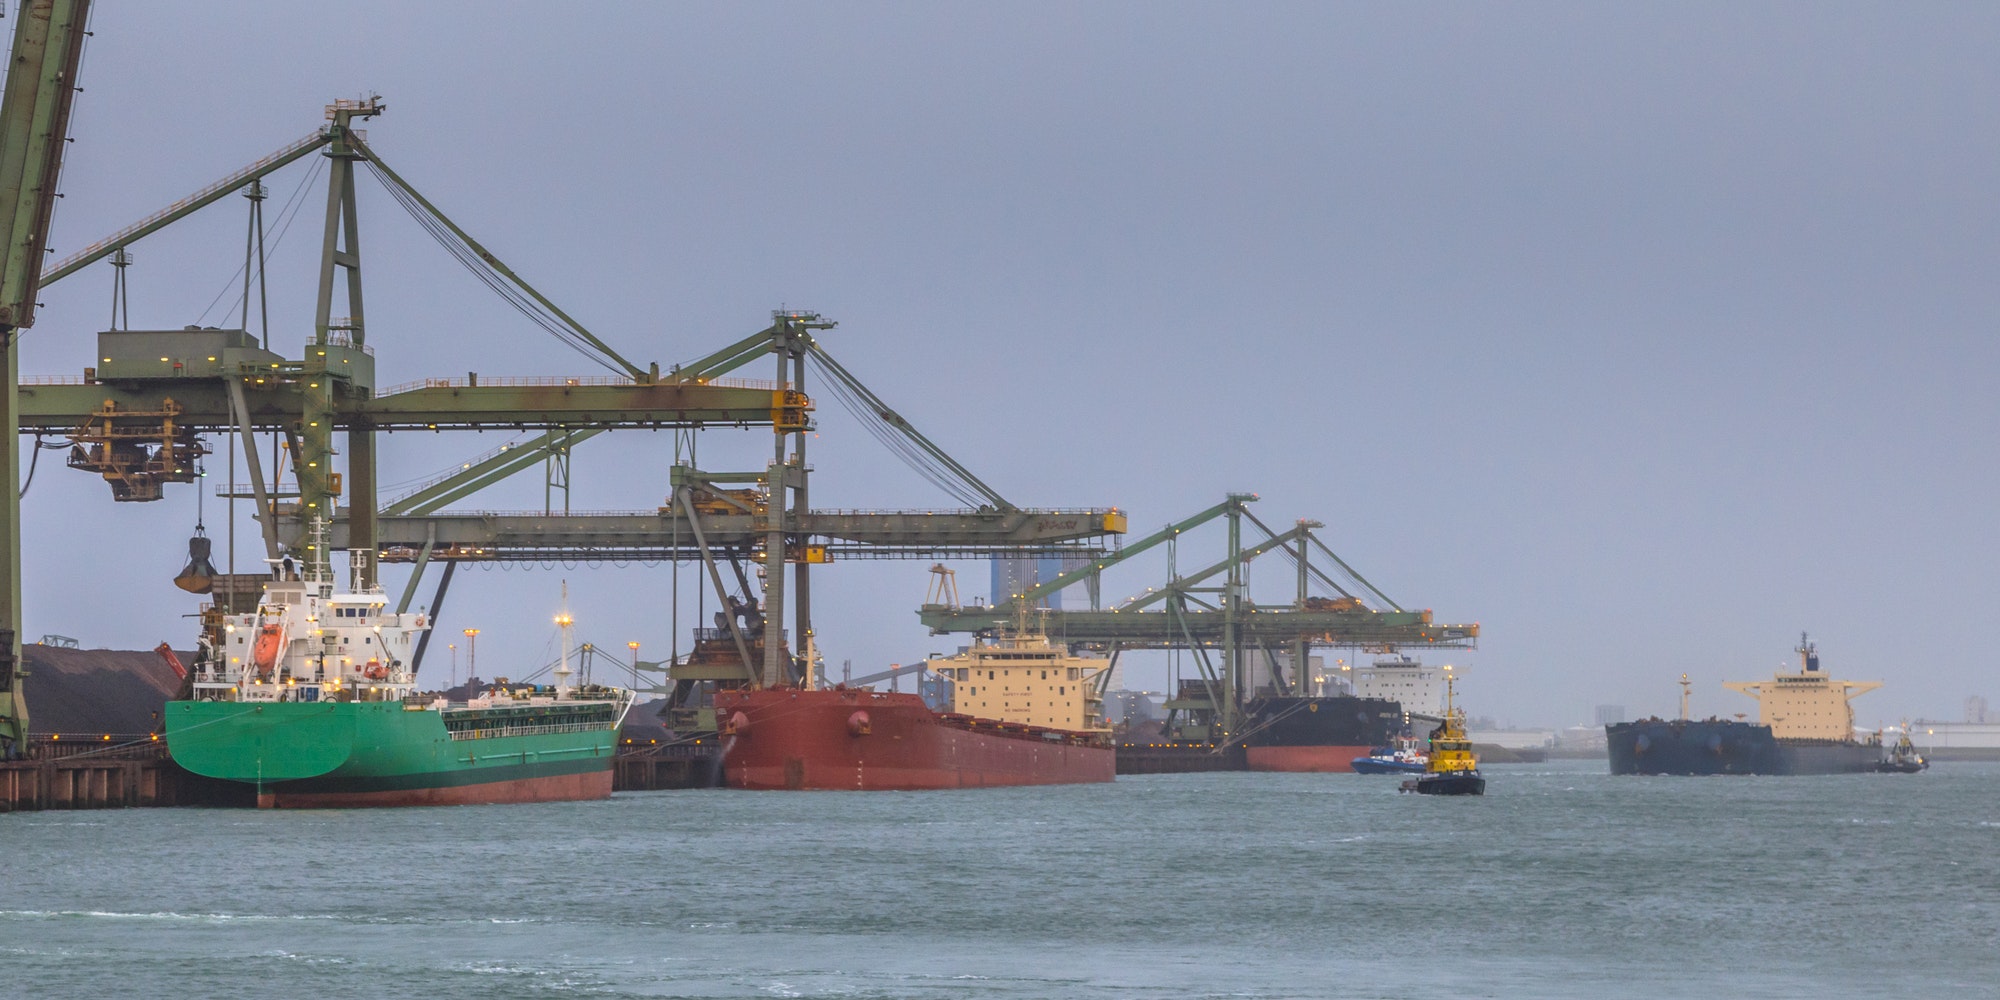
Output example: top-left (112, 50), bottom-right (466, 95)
top-left (929, 628), bottom-right (1111, 733)
top-left (1722, 634), bottom-right (1880, 741)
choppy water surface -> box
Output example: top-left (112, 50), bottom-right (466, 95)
top-left (3, 760), bottom-right (1995, 998)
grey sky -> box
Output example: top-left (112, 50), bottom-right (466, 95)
top-left (20, 2), bottom-right (1999, 728)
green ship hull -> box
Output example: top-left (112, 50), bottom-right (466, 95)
top-left (165, 699), bottom-right (619, 808)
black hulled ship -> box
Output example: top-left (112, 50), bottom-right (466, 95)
top-left (1608, 635), bottom-right (1893, 776)
top-left (1239, 693), bottom-right (1405, 772)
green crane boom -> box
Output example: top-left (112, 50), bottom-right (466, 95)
top-left (37, 131), bottom-right (330, 290)
top-left (1003, 495), bottom-right (1250, 609)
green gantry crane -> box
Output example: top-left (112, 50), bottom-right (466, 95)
top-left (918, 493), bottom-right (1478, 741)
top-left (9, 92), bottom-right (1129, 734)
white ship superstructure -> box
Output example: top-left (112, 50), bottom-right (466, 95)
top-left (190, 557), bottom-right (428, 705)
top-left (1351, 655), bottom-right (1458, 717)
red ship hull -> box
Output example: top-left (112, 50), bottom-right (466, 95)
top-left (256, 769), bottom-right (613, 809)
top-left (715, 687), bottom-right (1115, 790)
top-left (1244, 745), bottom-right (1376, 773)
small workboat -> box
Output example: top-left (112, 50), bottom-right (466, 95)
top-left (1351, 740), bottom-right (1427, 775)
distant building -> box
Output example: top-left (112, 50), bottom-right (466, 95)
top-left (1909, 721), bottom-right (2000, 750)
top-left (1968, 696), bottom-right (1989, 724)
top-left (1554, 724), bottom-right (1608, 752)
top-left (1246, 651), bottom-right (1326, 697)
top-left (990, 555), bottom-right (1094, 610)
top-left (1105, 690), bottom-right (1164, 725)
top-left (1593, 704), bottom-right (1626, 726)
top-left (1465, 727), bottom-right (1556, 750)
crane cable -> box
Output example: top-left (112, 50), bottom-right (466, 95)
top-left (18, 436), bottom-right (72, 499)
top-left (809, 363), bottom-right (988, 508)
top-left (360, 160), bottom-right (623, 376)
top-left (192, 155), bottom-right (327, 327)
top-left (801, 340), bottom-right (1008, 510)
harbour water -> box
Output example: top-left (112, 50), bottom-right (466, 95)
top-left (3, 760), bottom-right (1994, 998)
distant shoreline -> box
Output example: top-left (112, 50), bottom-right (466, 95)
top-left (1918, 747), bottom-right (2000, 761)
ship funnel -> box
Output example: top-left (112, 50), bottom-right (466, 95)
top-left (174, 528), bottom-right (217, 594)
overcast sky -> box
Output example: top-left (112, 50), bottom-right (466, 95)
top-left (17, 2), bottom-right (1999, 728)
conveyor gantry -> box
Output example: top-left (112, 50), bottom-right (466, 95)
top-left (335, 506), bottom-right (1127, 562)
top-left (20, 372), bottom-right (801, 434)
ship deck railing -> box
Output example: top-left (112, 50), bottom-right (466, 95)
top-left (26, 734), bottom-right (168, 760)
top-left (616, 742), bottom-right (716, 759)
top-left (448, 721), bottom-right (615, 741)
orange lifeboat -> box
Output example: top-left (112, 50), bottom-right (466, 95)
top-left (363, 658), bottom-right (389, 681)
top-left (250, 623), bottom-right (284, 678)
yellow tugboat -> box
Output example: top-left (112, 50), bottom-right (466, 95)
top-left (1402, 676), bottom-right (1485, 796)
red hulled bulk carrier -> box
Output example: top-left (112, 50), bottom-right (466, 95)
top-left (716, 614), bottom-right (1115, 790)
top-left (716, 687), bottom-right (1113, 790)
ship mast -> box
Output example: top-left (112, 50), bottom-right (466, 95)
top-left (1679, 673), bottom-right (1691, 721)
top-left (554, 581), bottom-right (575, 696)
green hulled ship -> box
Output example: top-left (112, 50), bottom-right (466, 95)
top-left (165, 552), bottom-right (631, 808)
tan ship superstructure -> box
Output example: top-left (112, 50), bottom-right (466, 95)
top-left (718, 606), bottom-right (1116, 791)
top-left (930, 619), bottom-right (1110, 733)
top-left (1722, 633), bottom-right (1880, 741)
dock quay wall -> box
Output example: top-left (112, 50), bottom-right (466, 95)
top-left (614, 744), bottom-right (722, 790)
top-left (2, 738), bottom-right (253, 811)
